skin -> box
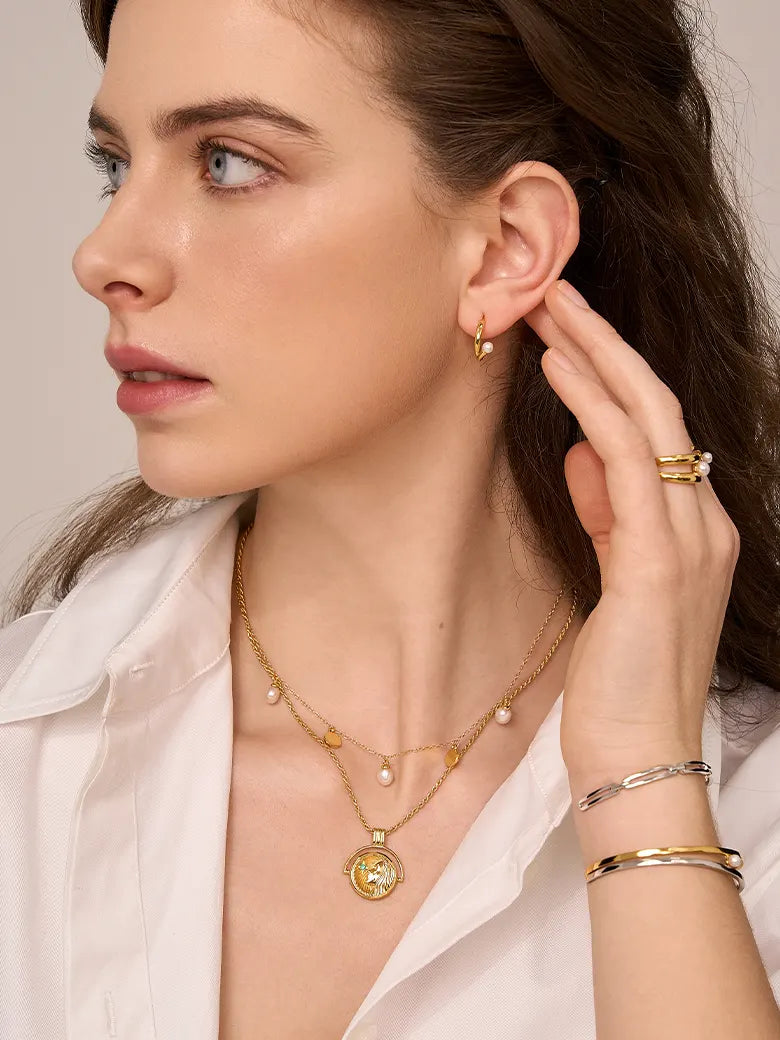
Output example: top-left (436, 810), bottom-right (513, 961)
top-left (72, 0), bottom-right (586, 809)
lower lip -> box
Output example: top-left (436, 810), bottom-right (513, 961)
top-left (116, 376), bottom-right (213, 415)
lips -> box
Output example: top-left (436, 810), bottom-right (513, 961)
top-left (105, 344), bottom-right (209, 380)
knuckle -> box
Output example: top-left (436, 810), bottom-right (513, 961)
top-left (723, 522), bottom-right (741, 560)
top-left (707, 521), bottom-right (740, 565)
top-left (660, 387), bottom-right (685, 422)
top-left (732, 525), bottom-right (741, 556)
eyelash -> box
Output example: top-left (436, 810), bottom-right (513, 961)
top-left (83, 134), bottom-right (279, 200)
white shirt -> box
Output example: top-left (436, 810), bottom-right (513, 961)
top-left (1, 490), bottom-right (779, 1040)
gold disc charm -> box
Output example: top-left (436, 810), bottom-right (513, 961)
top-left (344, 830), bottom-right (405, 900)
top-left (323, 727), bottom-right (342, 748)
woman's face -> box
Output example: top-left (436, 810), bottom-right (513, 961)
top-left (72, 0), bottom-right (470, 498)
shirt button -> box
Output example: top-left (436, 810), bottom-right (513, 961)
top-left (129, 662), bottom-right (153, 680)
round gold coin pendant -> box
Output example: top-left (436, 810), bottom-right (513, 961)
top-left (344, 830), bottom-right (405, 900)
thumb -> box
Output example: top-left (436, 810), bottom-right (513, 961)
top-left (563, 440), bottom-right (614, 585)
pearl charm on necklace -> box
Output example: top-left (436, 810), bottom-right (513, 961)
top-left (495, 704), bottom-right (513, 725)
top-left (377, 758), bottom-right (395, 786)
top-left (266, 684), bottom-right (281, 704)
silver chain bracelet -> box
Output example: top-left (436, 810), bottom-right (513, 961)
top-left (576, 757), bottom-right (745, 891)
top-left (577, 759), bottom-right (712, 811)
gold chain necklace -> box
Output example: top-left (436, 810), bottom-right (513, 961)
top-left (233, 522), bottom-right (578, 899)
top-left (234, 523), bottom-right (574, 782)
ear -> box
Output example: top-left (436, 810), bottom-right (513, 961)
top-left (456, 161), bottom-right (580, 344)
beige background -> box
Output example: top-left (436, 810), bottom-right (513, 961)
top-left (1, 1), bottom-right (778, 603)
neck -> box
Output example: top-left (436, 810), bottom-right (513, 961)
top-left (230, 369), bottom-right (581, 801)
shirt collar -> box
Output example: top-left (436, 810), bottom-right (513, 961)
top-left (0, 491), bottom-right (255, 724)
top-left (0, 485), bottom-right (724, 1031)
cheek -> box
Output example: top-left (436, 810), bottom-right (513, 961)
top-left (198, 201), bottom-right (451, 477)
top-left (132, 177), bottom-right (454, 500)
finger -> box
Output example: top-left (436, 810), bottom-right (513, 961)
top-left (542, 282), bottom-right (685, 426)
top-left (540, 346), bottom-right (675, 561)
top-left (564, 441), bottom-right (613, 589)
top-left (542, 282), bottom-right (705, 531)
top-left (542, 342), bottom-right (735, 591)
top-left (524, 304), bottom-right (612, 393)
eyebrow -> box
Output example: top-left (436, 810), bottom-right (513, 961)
top-left (87, 94), bottom-right (328, 149)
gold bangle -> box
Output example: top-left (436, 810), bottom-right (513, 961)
top-left (585, 854), bottom-right (744, 891)
top-left (586, 844), bottom-right (743, 875)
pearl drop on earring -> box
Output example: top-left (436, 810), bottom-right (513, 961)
top-left (377, 758), bottom-right (395, 786)
top-left (481, 341), bottom-right (494, 354)
top-left (266, 685), bottom-right (281, 704)
top-left (495, 704), bottom-right (512, 725)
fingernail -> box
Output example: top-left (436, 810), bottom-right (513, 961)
top-left (545, 347), bottom-right (579, 373)
top-left (557, 280), bottom-right (590, 309)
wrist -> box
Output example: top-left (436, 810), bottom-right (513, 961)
top-left (564, 743), bottom-right (704, 801)
top-left (567, 764), bottom-right (717, 869)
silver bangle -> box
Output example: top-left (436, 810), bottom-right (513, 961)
top-left (585, 854), bottom-right (744, 892)
top-left (577, 760), bottom-right (712, 811)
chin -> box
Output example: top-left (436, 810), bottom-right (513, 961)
top-left (133, 418), bottom-right (352, 498)
top-left (135, 446), bottom-right (256, 501)
top-left (140, 472), bottom-right (232, 500)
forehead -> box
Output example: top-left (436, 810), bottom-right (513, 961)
top-left (97, 0), bottom-right (387, 148)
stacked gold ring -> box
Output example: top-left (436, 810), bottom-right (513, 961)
top-left (655, 445), bottom-right (713, 484)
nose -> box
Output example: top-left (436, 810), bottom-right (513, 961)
top-left (71, 198), bottom-right (175, 312)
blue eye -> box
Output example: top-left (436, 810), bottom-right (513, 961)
top-left (82, 135), bottom-right (279, 200)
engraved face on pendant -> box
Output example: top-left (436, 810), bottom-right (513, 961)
top-left (344, 845), bottom-right (405, 899)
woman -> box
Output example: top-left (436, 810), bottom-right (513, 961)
top-left (2, 0), bottom-right (779, 1037)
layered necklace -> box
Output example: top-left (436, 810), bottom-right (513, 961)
top-left (233, 522), bottom-right (577, 900)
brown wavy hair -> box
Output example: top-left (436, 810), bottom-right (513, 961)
top-left (4, 0), bottom-right (779, 738)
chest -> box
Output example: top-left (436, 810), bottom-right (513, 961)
top-left (216, 741), bottom-right (508, 1040)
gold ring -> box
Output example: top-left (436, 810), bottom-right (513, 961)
top-left (655, 444), bottom-right (713, 484)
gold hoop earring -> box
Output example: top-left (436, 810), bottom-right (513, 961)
top-left (474, 315), bottom-right (494, 360)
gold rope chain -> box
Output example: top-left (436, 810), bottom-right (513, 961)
top-left (234, 521), bottom-right (577, 761)
top-left (233, 522), bottom-right (579, 837)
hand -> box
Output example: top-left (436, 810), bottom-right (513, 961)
top-left (524, 280), bottom-right (740, 781)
